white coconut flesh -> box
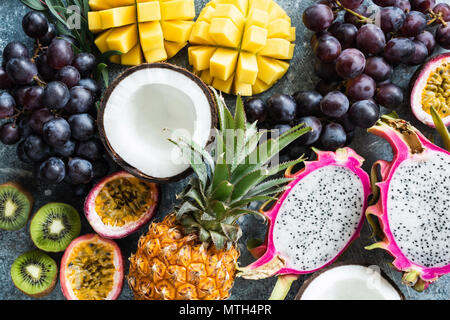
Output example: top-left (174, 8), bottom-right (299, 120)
top-left (273, 165), bottom-right (365, 271)
top-left (103, 67), bottom-right (212, 179)
top-left (387, 150), bottom-right (450, 268)
top-left (299, 265), bottom-right (402, 300)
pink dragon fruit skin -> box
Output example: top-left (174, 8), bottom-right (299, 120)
top-left (366, 116), bottom-right (450, 290)
top-left (238, 147), bottom-right (371, 280)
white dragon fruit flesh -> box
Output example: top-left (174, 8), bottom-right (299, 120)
top-left (366, 115), bottom-right (450, 291)
top-left (238, 148), bottom-right (371, 284)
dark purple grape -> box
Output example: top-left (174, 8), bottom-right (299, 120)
top-left (2, 42), bottom-right (29, 64)
top-left (336, 114), bottom-right (356, 132)
top-left (334, 23), bottom-right (358, 49)
top-left (340, 0), bottom-right (363, 10)
top-left (314, 59), bottom-right (339, 80)
top-left (0, 67), bottom-right (13, 89)
top-left (377, 6), bottom-right (406, 33)
top-left (244, 98), bottom-right (267, 123)
top-left (0, 92), bottom-right (16, 119)
top-left (65, 86), bottom-right (94, 114)
top-left (345, 130), bottom-right (355, 145)
top-left (75, 139), bottom-right (103, 161)
top-left (320, 122), bottom-right (347, 150)
top-left (46, 39), bottom-right (74, 70)
top-left (53, 139), bottom-right (75, 157)
top-left (18, 115), bottom-right (33, 138)
top-left (273, 124), bottom-right (292, 141)
top-left (0, 122), bottom-right (21, 145)
top-left (433, 3), bottom-right (450, 21)
top-left (22, 11), bottom-right (48, 38)
top-left (302, 4), bottom-right (334, 32)
top-left (36, 54), bottom-right (55, 82)
top-left (59, 35), bottom-right (79, 47)
top-left (436, 24), bottom-right (450, 49)
top-left (293, 91), bottom-right (323, 117)
top-left (23, 134), bottom-right (51, 162)
top-left (375, 83), bottom-right (404, 108)
top-left (400, 11), bottom-right (427, 37)
top-left (320, 91), bottom-right (350, 118)
top-left (42, 118), bottom-right (71, 147)
top-left (356, 24), bottom-right (386, 55)
top-left (313, 35), bottom-right (341, 63)
top-left (407, 40), bottom-right (428, 65)
top-left (21, 86), bottom-right (44, 111)
top-left (348, 100), bottom-right (380, 128)
top-left (296, 116), bottom-right (323, 145)
top-left (373, 0), bottom-right (396, 6)
top-left (72, 53), bottom-right (96, 77)
top-left (29, 108), bottom-right (54, 134)
top-left (39, 157), bottom-right (65, 183)
top-left (411, 0), bottom-right (436, 13)
top-left (5, 58), bottom-right (37, 85)
top-left (77, 78), bottom-right (101, 99)
top-left (344, 5), bottom-right (371, 28)
top-left (71, 183), bottom-right (93, 197)
top-left (384, 37), bottom-right (415, 64)
top-left (67, 157), bottom-right (93, 184)
top-left (38, 23), bottom-right (57, 46)
top-left (415, 30), bottom-right (436, 53)
top-left (364, 57), bottom-right (393, 82)
top-left (328, 21), bottom-right (343, 36)
top-left (56, 66), bottom-right (80, 88)
top-left (346, 74), bottom-right (376, 101)
top-left (335, 48), bottom-right (366, 79)
top-left (311, 31), bottom-right (332, 47)
top-left (394, 0), bottom-right (411, 12)
top-left (17, 141), bottom-right (32, 163)
top-left (267, 94), bottom-right (296, 124)
top-left (68, 113), bottom-right (95, 141)
top-left (42, 81), bottom-right (70, 109)
top-left (92, 158), bottom-right (109, 178)
top-left (315, 80), bottom-right (340, 96)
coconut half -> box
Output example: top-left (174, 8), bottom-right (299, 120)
top-left (295, 263), bottom-right (404, 300)
top-left (410, 53), bottom-right (450, 128)
top-left (99, 63), bottom-right (217, 182)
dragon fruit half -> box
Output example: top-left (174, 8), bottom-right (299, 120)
top-left (238, 147), bottom-right (371, 296)
top-left (365, 115), bottom-right (450, 291)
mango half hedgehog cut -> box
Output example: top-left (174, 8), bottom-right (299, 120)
top-left (88, 0), bottom-right (195, 65)
top-left (188, 0), bottom-right (295, 96)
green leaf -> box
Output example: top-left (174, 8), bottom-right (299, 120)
top-left (430, 106), bottom-right (450, 152)
top-left (211, 151), bottom-right (229, 191)
top-left (221, 223), bottom-right (242, 242)
top-left (199, 228), bottom-right (211, 242)
top-left (211, 180), bottom-right (234, 202)
top-left (45, 0), bottom-right (68, 27)
top-left (231, 168), bottom-right (270, 201)
top-left (208, 200), bottom-right (227, 220)
top-left (20, 0), bottom-right (46, 11)
top-left (99, 50), bottom-right (123, 62)
top-left (176, 201), bottom-right (199, 220)
top-left (183, 188), bottom-right (206, 211)
top-left (229, 195), bottom-right (277, 209)
top-left (234, 95), bottom-right (246, 130)
top-left (210, 231), bottom-right (226, 249)
top-left (211, 88), bottom-right (227, 131)
top-left (95, 63), bottom-right (109, 87)
top-left (247, 177), bottom-right (293, 197)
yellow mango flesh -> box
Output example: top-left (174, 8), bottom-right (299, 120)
top-left (188, 0), bottom-right (295, 95)
top-left (88, 0), bottom-right (195, 65)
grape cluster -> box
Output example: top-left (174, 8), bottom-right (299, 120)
top-left (300, 0), bottom-right (450, 136)
top-left (0, 11), bottom-right (108, 191)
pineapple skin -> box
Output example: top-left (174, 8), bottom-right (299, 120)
top-left (128, 214), bottom-right (239, 300)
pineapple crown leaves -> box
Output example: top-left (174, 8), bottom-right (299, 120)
top-left (171, 88), bottom-right (311, 250)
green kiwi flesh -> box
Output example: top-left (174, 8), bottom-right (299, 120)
top-left (10, 250), bottom-right (57, 297)
top-left (0, 182), bottom-right (33, 231)
top-left (30, 203), bottom-right (81, 252)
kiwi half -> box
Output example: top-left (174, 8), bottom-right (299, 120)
top-left (0, 182), bottom-right (33, 231)
top-left (30, 203), bottom-right (81, 252)
top-left (11, 250), bottom-right (57, 298)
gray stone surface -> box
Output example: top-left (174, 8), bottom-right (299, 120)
top-left (0, 0), bottom-right (449, 300)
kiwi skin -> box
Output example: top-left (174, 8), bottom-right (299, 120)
top-left (0, 182), bottom-right (33, 230)
top-left (10, 250), bottom-right (58, 298)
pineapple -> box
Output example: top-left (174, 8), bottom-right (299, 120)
top-left (127, 89), bottom-right (309, 300)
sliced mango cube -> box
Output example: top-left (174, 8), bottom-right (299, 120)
top-left (98, 6), bottom-right (136, 29)
top-left (259, 38), bottom-right (292, 59)
top-left (139, 22), bottom-right (164, 51)
top-left (137, 2), bottom-right (161, 22)
top-left (161, 20), bottom-right (194, 43)
top-left (234, 78), bottom-right (252, 96)
top-left (249, 0), bottom-right (271, 11)
top-left (241, 25), bottom-right (267, 53)
top-left (106, 0), bottom-right (135, 6)
top-left (252, 78), bottom-right (271, 94)
top-left (210, 48), bottom-right (238, 81)
top-left (209, 18), bottom-right (241, 48)
top-left (216, 0), bottom-right (248, 15)
top-left (144, 47), bottom-right (168, 63)
top-left (200, 70), bottom-right (213, 85)
top-left (161, 0), bottom-right (195, 20)
top-left (88, 12), bottom-right (103, 33)
top-left (246, 8), bottom-right (269, 28)
top-left (236, 52), bottom-right (258, 85)
top-left (121, 44), bottom-right (144, 65)
top-left (288, 27), bottom-right (296, 42)
top-left (189, 21), bottom-right (216, 45)
top-left (188, 46), bottom-right (217, 71)
top-left (94, 29), bottom-right (114, 53)
top-left (213, 4), bottom-right (245, 30)
top-left (256, 55), bottom-right (288, 85)
top-left (164, 41), bottom-right (187, 58)
top-left (197, 6), bottom-right (215, 22)
top-left (106, 24), bottom-right (138, 53)
top-left (89, 0), bottom-right (111, 11)
top-left (213, 74), bottom-right (235, 94)
top-left (268, 18), bottom-right (291, 38)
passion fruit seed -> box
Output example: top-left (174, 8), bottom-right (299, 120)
top-left (66, 241), bottom-right (115, 300)
top-left (95, 177), bottom-right (154, 227)
top-left (422, 62), bottom-right (450, 117)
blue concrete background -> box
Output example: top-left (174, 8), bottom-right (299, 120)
top-left (0, 0), bottom-right (448, 300)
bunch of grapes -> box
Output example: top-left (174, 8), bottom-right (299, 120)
top-left (0, 11), bottom-right (108, 193)
top-left (295, 0), bottom-right (450, 140)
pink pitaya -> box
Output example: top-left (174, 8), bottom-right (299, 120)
top-left (365, 115), bottom-right (450, 291)
top-left (238, 147), bottom-right (371, 293)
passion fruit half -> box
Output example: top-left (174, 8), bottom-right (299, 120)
top-left (410, 52), bottom-right (450, 127)
top-left (60, 234), bottom-right (123, 300)
top-left (85, 171), bottom-right (159, 239)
